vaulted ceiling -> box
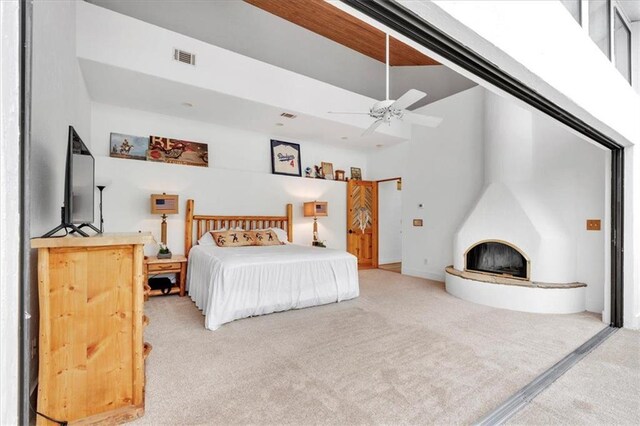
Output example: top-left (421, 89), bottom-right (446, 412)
top-left (86, 0), bottom-right (474, 104)
top-left (244, 0), bottom-right (440, 66)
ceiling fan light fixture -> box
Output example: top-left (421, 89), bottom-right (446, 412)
top-left (329, 33), bottom-right (442, 137)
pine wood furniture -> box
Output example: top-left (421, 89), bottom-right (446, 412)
top-left (31, 232), bottom-right (153, 426)
top-left (184, 199), bottom-right (293, 256)
top-left (144, 255), bottom-right (187, 297)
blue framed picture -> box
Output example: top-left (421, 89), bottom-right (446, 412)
top-left (270, 139), bottom-right (301, 177)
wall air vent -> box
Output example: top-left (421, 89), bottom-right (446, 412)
top-left (173, 49), bottom-right (196, 65)
top-left (280, 112), bottom-right (297, 119)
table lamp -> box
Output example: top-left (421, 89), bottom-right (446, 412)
top-left (150, 193), bottom-right (179, 246)
top-left (303, 201), bottom-right (328, 245)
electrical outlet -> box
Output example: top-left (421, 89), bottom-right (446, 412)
top-left (30, 338), bottom-right (37, 360)
top-left (586, 219), bottom-right (601, 231)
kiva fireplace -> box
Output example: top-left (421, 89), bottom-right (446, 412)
top-left (444, 92), bottom-right (586, 314)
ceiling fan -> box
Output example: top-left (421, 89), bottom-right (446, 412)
top-left (329, 34), bottom-right (442, 136)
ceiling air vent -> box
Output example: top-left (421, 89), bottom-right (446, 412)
top-left (280, 112), bottom-right (297, 119)
top-left (173, 48), bottom-right (196, 65)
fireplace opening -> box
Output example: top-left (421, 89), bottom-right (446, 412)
top-left (465, 241), bottom-right (529, 280)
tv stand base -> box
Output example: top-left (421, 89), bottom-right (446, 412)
top-left (41, 222), bottom-right (101, 238)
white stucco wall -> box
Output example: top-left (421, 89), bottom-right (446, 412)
top-left (0, 1), bottom-right (22, 423)
top-left (90, 102), bottom-right (368, 254)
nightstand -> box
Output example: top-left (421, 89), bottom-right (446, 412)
top-left (144, 255), bottom-right (187, 297)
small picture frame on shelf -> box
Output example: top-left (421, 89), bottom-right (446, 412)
top-left (321, 162), bottom-right (334, 180)
top-left (350, 167), bottom-right (362, 180)
top-left (335, 170), bottom-right (345, 181)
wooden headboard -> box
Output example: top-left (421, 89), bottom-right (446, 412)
top-left (185, 199), bottom-right (293, 256)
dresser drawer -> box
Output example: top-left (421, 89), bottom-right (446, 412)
top-left (148, 262), bottom-right (181, 272)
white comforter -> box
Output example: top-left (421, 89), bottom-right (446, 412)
top-left (187, 244), bottom-right (359, 330)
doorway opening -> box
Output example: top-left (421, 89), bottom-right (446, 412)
top-left (377, 177), bottom-right (402, 273)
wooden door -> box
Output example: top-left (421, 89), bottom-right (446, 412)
top-left (347, 180), bottom-right (378, 268)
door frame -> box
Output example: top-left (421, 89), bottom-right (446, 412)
top-left (341, 0), bottom-right (625, 327)
top-left (376, 177), bottom-right (402, 268)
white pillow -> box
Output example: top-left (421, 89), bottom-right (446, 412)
top-left (197, 232), bottom-right (216, 245)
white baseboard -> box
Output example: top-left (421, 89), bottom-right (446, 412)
top-left (379, 258), bottom-right (402, 265)
top-left (402, 267), bottom-right (445, 282)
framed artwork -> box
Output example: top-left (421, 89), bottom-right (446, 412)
top-left (335, 170), bottom-right (345, 181)
top-left (147, 136), bottom-right (208, 167)
top-left (321, 162), bottom-right (334, 180)
top-left (350, 167), bottom-right (362, 180)
top-left (271, 140), bottom-right (301, 177)
top-left (109, 133), bottom-right (148, 161)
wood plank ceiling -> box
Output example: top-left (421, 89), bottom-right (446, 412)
top-left (244, 0), bottom-right (439, 66)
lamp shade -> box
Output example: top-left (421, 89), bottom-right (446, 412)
top-left (150, 194), bottom-right (179, 215)
top-left (303, 201), bottom-right (328, 217)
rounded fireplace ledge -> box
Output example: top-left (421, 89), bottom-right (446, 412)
top-left (445, 266), bottom-right (586, 314)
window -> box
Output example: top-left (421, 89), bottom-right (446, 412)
top-left (560, 0), bottom-right (581, 24)
top-left (589, 0), bottom-right (611, 59)
top-left (613, 8), bottom-right (631, 83)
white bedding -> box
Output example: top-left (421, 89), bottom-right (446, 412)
top-left (187, 244), bottom-right (359, 330)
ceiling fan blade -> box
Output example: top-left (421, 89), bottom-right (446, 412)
top-left (327, 111), bottom-right (371, 115)
top-left (402, 112), bottom-right (443, 127)
top-left (361, 119), bottom-right (384, 137)
top-left (391, 89), bottom-right (427, 111)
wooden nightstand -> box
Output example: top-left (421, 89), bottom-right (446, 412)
top-left (144, 255), bottom-right (187, 297)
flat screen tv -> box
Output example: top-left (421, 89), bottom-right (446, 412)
top-left (42, 126), bottom-right (100, 237)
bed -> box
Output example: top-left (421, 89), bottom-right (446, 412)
top-left (184, 199), bottom-right (359, 330)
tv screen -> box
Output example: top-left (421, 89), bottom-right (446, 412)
top-left (64, 126), bottom-right (94, 224)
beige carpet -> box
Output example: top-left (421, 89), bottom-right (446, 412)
top-left (510, 329), bottom-right (640, 425)
top-left (137, 269), bottom-right (605, 425)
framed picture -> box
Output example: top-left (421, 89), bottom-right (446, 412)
top-left (109, 133), bottom-right (148, 161)
top-left (350, 167), bottom-right (362, 180)
top-left (335, 169), bottom-right (345, 181)
top-left (321, 162), bottom-right (334, 180)
top-left (271, 140), bottom-right (301, 177)
top-left (147, 136), bottom-right (209, 167)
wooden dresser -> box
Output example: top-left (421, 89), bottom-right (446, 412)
top-left (31, 232), bottom-right (153, 425)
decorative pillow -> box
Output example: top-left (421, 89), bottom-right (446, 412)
top-left (211, 230), bottom-right (256, 247)
top-left (253, 229), bottom-right (283, 246)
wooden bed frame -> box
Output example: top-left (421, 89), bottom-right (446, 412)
top-left (185, 199), bottom-right (293, 257)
